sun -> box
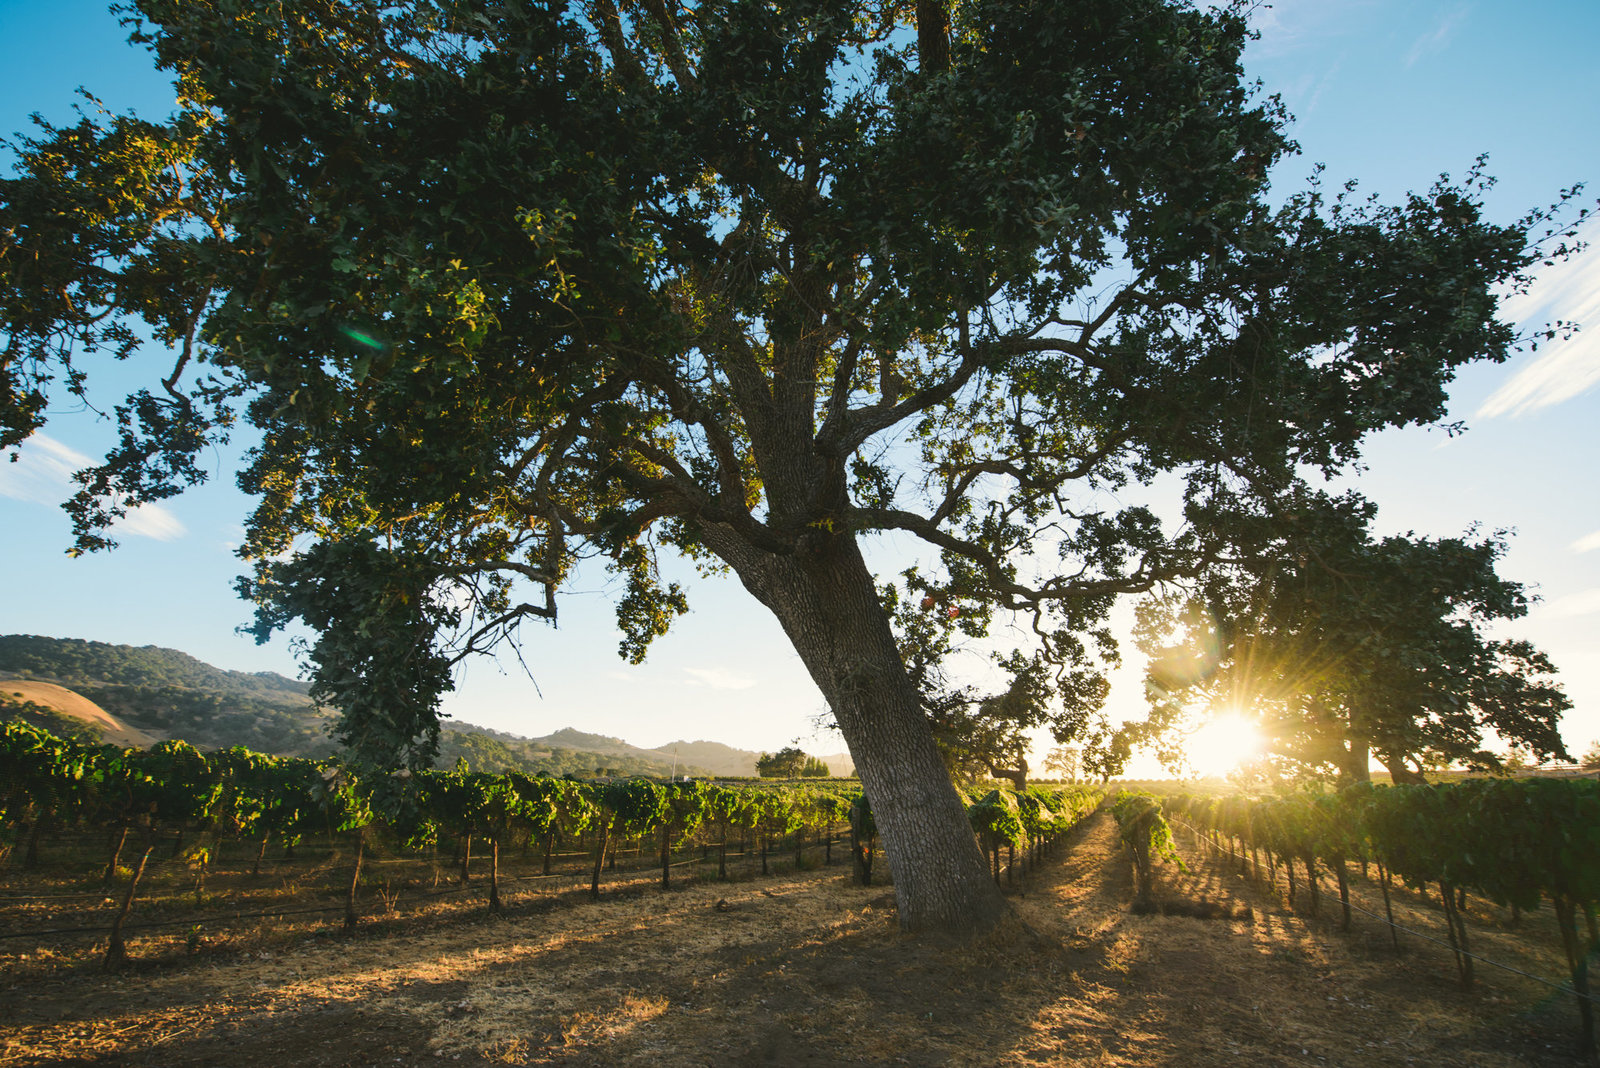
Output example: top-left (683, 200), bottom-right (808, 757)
top-left (1181, 710), bottom-right (1266, 778)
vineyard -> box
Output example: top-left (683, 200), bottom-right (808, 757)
top-left (3, 720), bottom-right (1598, 1065)
top-left (0, 722), bottom-right (1096, 964)
top-left (1154, 780), bottom-right (1600, 1054)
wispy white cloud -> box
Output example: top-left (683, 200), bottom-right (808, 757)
top-left (115, 503), bottom-right (187, 541)
top-left (1245, 0), bottom-right (1375, 60)
top-left (0, 432), bottom-right (186, 541)
top-left (683, 666), bottom-right (757, 691)
top-left (1479, 215), bottom-right (1600, 418)
top-left (0, 433), bottom-right (87, 504)
top-left (1539, 588), bottom-right (1600, 619)
top-left (1405, 5), bottom-right (1471, 67)
top-left (1573, 530), bottom-right (1600, 554)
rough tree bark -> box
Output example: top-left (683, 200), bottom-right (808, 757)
top-left (711, 527), bottom-right (1006, 933)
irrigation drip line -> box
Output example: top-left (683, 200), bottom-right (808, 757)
top-left (1168, 819), bottom-right (1600, 1008)
top-left (0, 873), bottom-right (542, 941)
top-left (0, 904), bottom-right (344, 940)
top-left (0, 837), bottom-right (857, 942)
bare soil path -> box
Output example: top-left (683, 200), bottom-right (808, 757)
top-left (0, 812), bottom-right (1588, 1066)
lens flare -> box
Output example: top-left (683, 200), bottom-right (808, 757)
top-left (1182, 711), bottom-right (1265, 777)
top-left (340, 325), bottom-right (387, 350)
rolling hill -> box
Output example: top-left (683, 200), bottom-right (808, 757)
top-left (0, 679), bottom-right (156, 747)
top-left (0, 635), bottom-right (851, 778)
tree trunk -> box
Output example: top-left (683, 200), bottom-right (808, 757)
top-left (105, 846), bottom-right (154, 971)
top-left (716, 534), bottom-right (1006, 933)
top-left (344, 833), bottom-right (365, 932)
top-left (1338, 732), bottom-right (1372, 787)
top-left (25, 808), bottom-right (50, 869)
top-left (1378, 749), bottom-right (1428, 785)
top-left (104, 824), bottom-right (129, 884)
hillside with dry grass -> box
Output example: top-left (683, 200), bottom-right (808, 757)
top-left (0, 681), bottom-right (155, 748)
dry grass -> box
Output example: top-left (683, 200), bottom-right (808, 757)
top-left (1, 680), bottom-right (154, 747)
top-left (0, 813), bottom-right (1590, 1066)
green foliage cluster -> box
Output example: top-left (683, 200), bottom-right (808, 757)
top-left (2, 720), bottom-right (1104, 898)
top-left (1168, 781), bottom-right (1600, 912)
top-left (0, 720), bottom-right (861, 876)
top-left (755, 746), bottom-right (831, 779)
top-left (1109, 791), bottom-right (1184, 898)
top-left (963, 783), bottom-right (1102, 886)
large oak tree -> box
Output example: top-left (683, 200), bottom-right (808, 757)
top-left (0, 0), bottom-right (1576, 931)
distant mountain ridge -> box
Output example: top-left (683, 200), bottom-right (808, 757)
top-left (0, 635), bottom-right (853, 777)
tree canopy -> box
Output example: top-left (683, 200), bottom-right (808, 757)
top-left (1, 0), bottom-right (1581, 931)
top-left (1132, 489), bottom-right (1573, 783)
top-left (756, 745), bottom-right (826, 778)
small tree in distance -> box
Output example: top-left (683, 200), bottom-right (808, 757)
top-left (756, 747), bottom-right (808, 780)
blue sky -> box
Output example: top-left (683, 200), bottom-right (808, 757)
top-left (2, 0), bottom-right (1597, 766)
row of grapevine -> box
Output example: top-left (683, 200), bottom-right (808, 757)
top-left (1108, 792), bottom-right (1185, 902)
top-left (2, 721), bottom-right (1100, 963)
top-left (964, 785), bottom-right (1103, 888)
top-left (0, 720), bottom-right (859, 891)
top-left (1165, 780), bottom-right (1600, 1053)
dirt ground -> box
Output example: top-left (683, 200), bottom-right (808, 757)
top-left (0, 811), bottom-right (1591, 1066)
